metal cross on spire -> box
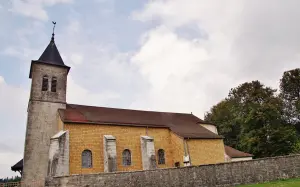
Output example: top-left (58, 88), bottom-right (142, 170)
top-left (51, 21), bottom-right (57, 42)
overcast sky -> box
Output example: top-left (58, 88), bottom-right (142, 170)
top-left (1, 0), bottom-right (300, 178)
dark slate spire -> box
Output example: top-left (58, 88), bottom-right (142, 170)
top-left (38, 21), bottom-right (66, 66)
top-left (29, 22), bottom-right (70, 78)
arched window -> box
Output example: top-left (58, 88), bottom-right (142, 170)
top-left (122, 149), bottom-right (131, 166)
top-left (42, 75), bottom-right (48, 91)
top-left (51, 77), bottom-right (57, 92)
top-left (82, 150), bottom-right (92, 168)
top-left (158, 149), bottom-right (165, 165)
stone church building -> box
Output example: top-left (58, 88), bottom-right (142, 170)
top-left (11, 32), bottom-right (252, 186)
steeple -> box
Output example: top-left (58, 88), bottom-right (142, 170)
top-left (29, 21), bottom-right (70, 78)
top-left (37, 35), bottom-right (65, 66)
top-left (38, 21), bottom-right (66, 66)
top-left (23, 22), bottom-right (70, 186)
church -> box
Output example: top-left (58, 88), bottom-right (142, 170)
top-left (11, 28), bottom-right (252, 186)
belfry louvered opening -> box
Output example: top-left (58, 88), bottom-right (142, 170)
top-left (42, 75), bottom-right (48, 91)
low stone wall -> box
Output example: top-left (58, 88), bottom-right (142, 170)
top-left (45, 154), bottom-right (300, 187)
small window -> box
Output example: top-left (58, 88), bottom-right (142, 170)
top-left (158, 149), bottom-right (165, 165)
top-left (42, 76), bottom-right (48, 91)
top-left (51, 77), bottom-right (57, 92)
top-left (82, 150), bottom-right (92, 168)
top-left (122, 149), bottom-right (131, 166)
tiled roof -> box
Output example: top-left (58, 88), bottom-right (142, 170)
top-left (38, 36), bottom-right (66, 67)
top-left (29, 35), bottom-right (70, 78)
top-left (225, 146), bottom-right (253, 158)
top-left (58, 104), bottom-right (223, 139)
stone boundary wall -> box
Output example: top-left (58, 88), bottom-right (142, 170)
top-left (45, 154), bottom-right (300, 187)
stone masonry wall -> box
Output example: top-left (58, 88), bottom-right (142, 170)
top-left (22, 63), bottom-right (68, 186)
top-left (170, 132), bottom-right (185, 167)
top-left (187, 139), bottom-right (225, 166)
top-left (46, 154), bottom-right (300, 187)
top-left (30, 63), bottom-right (68, 103)
top-left (22, 101), bottom-right (66, 186)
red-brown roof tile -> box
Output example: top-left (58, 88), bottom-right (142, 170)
top-left (225, 145), bottom-right (253, 158)
top-left (58, 104), bottom-right (223, 139)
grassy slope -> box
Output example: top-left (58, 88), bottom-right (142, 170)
top-left (237, 178), bottom-right (300, 187)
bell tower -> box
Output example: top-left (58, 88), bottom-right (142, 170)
top-left (22, 23), bottom-right (70, 186)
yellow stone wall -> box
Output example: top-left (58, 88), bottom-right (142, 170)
top-left (65, 124), bottom-right (145, 174)
top-left (170, 132), bottom-right (184, 167)
top-left (187, 139), bottom-right (225, 165)
top-left (63, 123), bottom-right (225, 174)
top-left (147, 128), bottom-right (173, 168)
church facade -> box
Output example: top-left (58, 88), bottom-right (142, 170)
top-left (10, 30), bottom-right (252, 186)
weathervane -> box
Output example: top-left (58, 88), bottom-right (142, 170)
top-left (51, 21), bottom-right (57, 41)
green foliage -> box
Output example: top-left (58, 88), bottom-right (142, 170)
top-left (292, 141), bottom-right (300, 153)
top-left (205, 99), bottom-right (241, 147)
top-left (205, 71), bottom-right (300, 158)
top-left (0, 176), bottom-right (21, 183)
top-left (280, 68), bottom-right (300, 128)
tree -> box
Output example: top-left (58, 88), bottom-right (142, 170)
top-left (280, 68), bottom-right (300, 131)
top-left (205, 99), bottom-right (241, 147)
top-left (0, 176), bottom-right (21, 183)
top-left (205, 80), bottom-right (298, 158)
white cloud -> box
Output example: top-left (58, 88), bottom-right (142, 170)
top-left (9, 0), bottom-right (73, 21)
top-left (132, 26), bottom-right (209, 92)
top-left (10, 0), bottom-right (48, 21)
top-left (67, 76), bottom-right (121, 105)
top-left (0, 76), bottom-right (4, 84)
top-left (130, 26), bottom-right (238, 116)
top-left (2, 47), bottom-right (39, 61)
top-left (132, 0), bottom-right (243, 31)
top-left (130, 0), bottom-right (300, 117)
top-left (70, 54), bottom-right (83, 65)
top-left (56, 20), bottom-right (146, 106)
top-left (0, 77), bottom-right (28, 178)
top-left (0, 153), bottom-right (23, 178)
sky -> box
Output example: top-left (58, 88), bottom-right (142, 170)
top-left (0, 0), bottom-right (300, 178)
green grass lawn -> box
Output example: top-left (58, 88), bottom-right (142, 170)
top-left (237, 178), bottom-right (300, 187)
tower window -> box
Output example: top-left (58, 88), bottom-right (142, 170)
top-left (51, 77), bottom-right (57, 92)
top-left (122, 149), bottom-right (131, 166)
top-left (42, 76), bottom-right (48, 91)
top-left (82, 149), bottom-right (92, 168)
top-left (158, 149), bottom-right (165, 165)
